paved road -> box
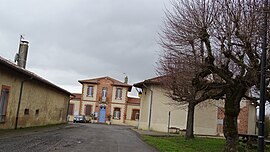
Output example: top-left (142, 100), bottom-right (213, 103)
top-left (0, 123), bottom-right (157, 152)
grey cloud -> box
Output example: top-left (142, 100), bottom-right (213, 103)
top-left (0, 0), bottom-right (171, 93)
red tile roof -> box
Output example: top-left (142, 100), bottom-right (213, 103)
top-left (71, 93), bottom-right (82, 100)
top-left (133, 75), bottom-right (166, 88)
top-left (0, 55), bottom-right (73, 96)
top-left (79, 76), bottom-right (132, 91)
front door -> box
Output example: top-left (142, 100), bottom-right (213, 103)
top-left (99, 106), bottom-right (106, 123)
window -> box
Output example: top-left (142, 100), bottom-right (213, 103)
top-left (35, 109), bottom-right (39, 115)
top-left (0, 87), bottom-right (9, 122)
top-left (68, 104), bottom-right (74, 115)
top-left (24, 109), bottom-right (29, 115)
top-left (131, 109), bottom-right (140, 120)
top-left (101, 87), bottom-right (107, 101)
top-left (115, 88), bottom-right (122, 100)
top-left (87, 86), bottom-right (94, 97)
top-left (113, 108), bottom-right (121, 120)
top-left (85, 105), bottom-right (92, 115)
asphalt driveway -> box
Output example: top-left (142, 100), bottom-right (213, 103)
top-left (0, 123), bottom-right (157, 152)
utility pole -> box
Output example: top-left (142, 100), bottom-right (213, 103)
top-left (258, 0), bottom-right (268, 151)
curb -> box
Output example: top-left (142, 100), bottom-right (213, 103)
top-left (129, 127), bottom-right (160, 152)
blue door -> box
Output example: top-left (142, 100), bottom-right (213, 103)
top-left (99, 106), bottom-right (106, 123)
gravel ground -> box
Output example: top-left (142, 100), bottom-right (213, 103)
top-left (0, 123), bottom-right (157, 152)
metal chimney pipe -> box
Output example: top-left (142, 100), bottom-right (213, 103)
top-left (16, 40), bottom-right (29, 69)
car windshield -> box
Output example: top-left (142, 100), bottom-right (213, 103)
top-left (75, 116), bottom-right (83, 119)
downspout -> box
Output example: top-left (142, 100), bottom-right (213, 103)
top-left (79, 84), bottom-right (84, 116)
top-left (66, 96), bottom-right (71, 122)
top-left (134, 87), bottom-right (142, 129)
top-left (15, 77), bottom-right (33, 129)
top-left (143, 84), bottom-right (153, 130)
top-left (123, 89), bottom-right (128, 123)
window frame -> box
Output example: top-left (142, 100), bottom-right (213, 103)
top-left (24, 108), bottom-right (29, 115)
top-left (0, 85), bottom-right (10, 123)
top-left (87, 85), bottom-right (94, 97)
top-left (102, 87), bottom-right (107, 97)
top-left (113, 107), bottom-right (121, 120)
top-left (101, 87), bottom-right (107, 101)
top-left (35, 109), bottom-right (39, 115)
top-left (115, 88), bottom-right (122, 100)
top-left (131, 109), bottom-right (140, 120)
top-left (84, 105), bottom-right (92, 115)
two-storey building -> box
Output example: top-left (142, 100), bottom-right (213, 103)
top-left (68, 76), bottom-right (140, 126)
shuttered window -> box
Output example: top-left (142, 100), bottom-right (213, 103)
top-left (85, 105), bottom-right (92, 115)
top-left (0, 87), bottom-right (9, 122)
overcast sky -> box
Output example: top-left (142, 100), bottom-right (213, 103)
top-left (0, 0), bottom-right (171, 95)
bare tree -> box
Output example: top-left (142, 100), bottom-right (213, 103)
top-left (159, 0), bottom-right (269, 151)
top-left (158, 50), bottom-right (197, 139)
top-left (158, 0), bottom-right (224, 139)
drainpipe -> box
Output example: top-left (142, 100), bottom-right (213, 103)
top-left (143, 84), bottom-right (153, 130)
top-left (66, 96), bottom-right (71, 122)
top-left (15, 77), bottom-right (33, 129)
top-left (134, 87), bottom-right (142, 129)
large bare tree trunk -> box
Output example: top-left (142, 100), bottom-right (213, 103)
top-left (185, 102), bottom-right (195, 139)
top-left (223, 88), bottom-right (246, 152)
top-left (223, 110), bottom-right (239, 152)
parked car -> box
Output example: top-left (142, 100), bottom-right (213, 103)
top-left (73, 115), bottom-right (88, 123)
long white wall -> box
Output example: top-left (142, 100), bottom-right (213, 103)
top-left (138, 85), bottom-right (219, 135)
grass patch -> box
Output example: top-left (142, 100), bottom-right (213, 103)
top-left (142, 135), bottom-right (270, 152)
top-left (142, 135), bottom-right (224, 152)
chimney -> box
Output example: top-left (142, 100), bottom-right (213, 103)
top-left (124, 76), bottom-right (128, 84)
top-left (15, 39), bottom-right (29, 69)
